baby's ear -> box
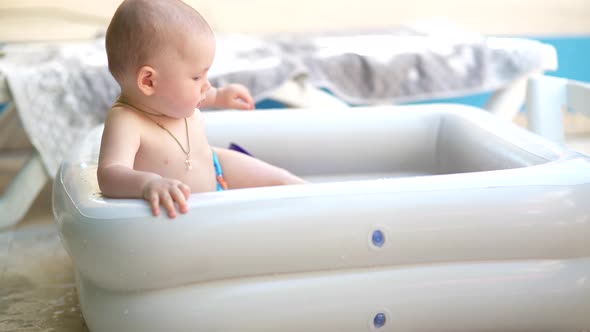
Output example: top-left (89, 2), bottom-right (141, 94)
top-left (136, 66), bottom-right (156, 96)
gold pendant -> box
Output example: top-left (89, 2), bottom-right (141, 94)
top-left (185, 157), bottom-right (192, 170)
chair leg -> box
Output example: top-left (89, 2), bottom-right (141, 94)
top-left (486, 74), bottom-right (529, 121)
top-left (525, 75), bottom-right (567, 144)
top-left (0, 152), bottom-right (48, 229)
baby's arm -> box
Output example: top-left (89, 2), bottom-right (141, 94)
top-left (202, 84), bottom-right (254, 110)
top-left (97, 110), bottom-right (190, 218)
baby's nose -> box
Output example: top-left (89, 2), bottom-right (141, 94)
top-left (202, 80), bottom-right (211, 93)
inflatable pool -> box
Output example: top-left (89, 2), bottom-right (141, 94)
top-left (53, 104), bottom-right (590, 332)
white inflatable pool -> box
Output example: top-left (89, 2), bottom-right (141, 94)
top-left (53, 104), bottom-right (590, 332)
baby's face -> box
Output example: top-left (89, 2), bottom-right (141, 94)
top-left (151, 34), bottom-right (216, 118)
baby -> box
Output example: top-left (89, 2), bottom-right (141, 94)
top-left (98, 0), bottom-right (305, 218)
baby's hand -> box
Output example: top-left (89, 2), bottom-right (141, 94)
top-left (142, 178), bottom-right (191, 219)
top-left (216, 84), bottom-right (255, 110)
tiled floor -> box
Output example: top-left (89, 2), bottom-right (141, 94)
top-left (1, 136), bottom-right (589, 332)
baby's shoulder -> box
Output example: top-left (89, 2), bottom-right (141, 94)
top-left (106, 104), bottom-right (144, 122)
top-left (104, 105), bottom-right (149, 130)
top-left (102, 105), bottom-right (149, 139)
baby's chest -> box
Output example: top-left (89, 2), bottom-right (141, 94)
top-left (134, 135), bottom-right (216, 189)
top-left (136, 136), bottom-right (188, 169)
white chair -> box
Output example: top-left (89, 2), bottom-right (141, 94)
top-left (526, 75), bottom-right (590, 144)
top-left (0, 39), bottom-right (560, 229)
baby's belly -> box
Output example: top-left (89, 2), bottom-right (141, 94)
top-left (134, 151), bottom-right (217, 193)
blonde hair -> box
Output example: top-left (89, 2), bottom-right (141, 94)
top-left (105, 0), bottom-right (212, 84)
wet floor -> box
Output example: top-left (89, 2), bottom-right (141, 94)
top-left (0, 185), bottom-right (88, 332)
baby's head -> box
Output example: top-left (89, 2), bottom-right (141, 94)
top-left (105, 0), bottom-right (214, 88)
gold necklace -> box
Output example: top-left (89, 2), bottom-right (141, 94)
top-left (113, 99), bottom-right (192, 170)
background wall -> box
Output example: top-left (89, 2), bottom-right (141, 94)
top-left (1, 0), bottom-right (589, 42)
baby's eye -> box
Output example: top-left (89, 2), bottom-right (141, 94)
top-left (192, 76), bottom-right (200, 81)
